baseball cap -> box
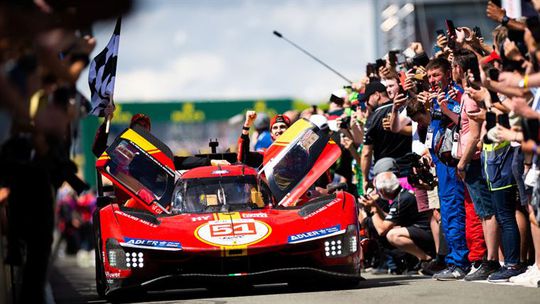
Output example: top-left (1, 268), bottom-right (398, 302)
top-left (270, 114), bottom-right (291, 128)
top-left (130, 113), bottom-right (151, 129)
top-left (373, 157), bottom-right (400, 177)
top-left (358, 81), bottom-right (386, 102)
top-left (481, 50), bottom-right (502, 65)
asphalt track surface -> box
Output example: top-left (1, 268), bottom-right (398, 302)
top-left (49, 255), bottom-right (540, 304)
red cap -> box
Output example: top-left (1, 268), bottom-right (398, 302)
top-left (130, 113), bottom-right (151, 130)
top-left (270, 114), bottom-right (291, 128)
top-left (482, 50), bottom-right (501, 65)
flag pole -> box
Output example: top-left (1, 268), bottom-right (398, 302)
top-left (105, 96), bottom-right (113, 133)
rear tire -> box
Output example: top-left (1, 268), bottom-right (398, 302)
top-left (95, 251), bottom-right (106, 297)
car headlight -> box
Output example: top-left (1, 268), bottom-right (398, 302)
top-left (323, 224), bottom-right (358, 258)
top-left (125, 251), bottom-right (145, 268)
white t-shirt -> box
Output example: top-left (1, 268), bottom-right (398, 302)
top-left (397, 109), bottom-right (425, 155)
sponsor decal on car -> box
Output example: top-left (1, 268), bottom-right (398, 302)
top-left (211, 169), bottom-right (229, 175)
top-left (301, 198), bottom-right (339, 219)
top-left (105, 271), bottom-right (121, 279)
top-left (191, 215), bottom-right (213, 222)
top-left (195, 219), bottom-right (271, 247)
top-left (114, 210), bottom-right (158, 227)
top-left (287, 225), bottom-right (344, 244)
top-left (121, 237), bottom-right (182, 251)
top-left (241, 212), bottom-right (268, 218)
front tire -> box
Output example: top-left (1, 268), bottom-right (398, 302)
top-left (93, 211), bottom-right (106, 297)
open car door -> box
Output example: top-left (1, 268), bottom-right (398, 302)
top-left (96, 126), bottom-right (176, 214)
top-left (261, 116), bottom-right (341, 207)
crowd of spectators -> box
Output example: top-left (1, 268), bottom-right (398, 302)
top-left (242, 1), bottom-right (540, 287)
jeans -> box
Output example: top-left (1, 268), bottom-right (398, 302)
top-left (512, 147), bottom-right (530, 206)
top-left (465, 159), bottom-right (495, 219)
top-left (491, 187), bottom-right (520, 265)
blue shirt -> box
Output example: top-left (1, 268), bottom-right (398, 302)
top-left (254, 130), bottom-right (272, 152)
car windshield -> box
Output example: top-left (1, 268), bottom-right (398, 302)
top-left (171, 175), bottom-right (272, 214)
top-left (273, 143), bottom-right (310, 190)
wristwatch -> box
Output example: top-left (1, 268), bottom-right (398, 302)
top-left (501, 15), bottom-right (510, 26)
top-left (518, 79), bottom-right (525, 88)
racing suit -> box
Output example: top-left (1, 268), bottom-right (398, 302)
top-left (428, 84), bottom-right (469, 269)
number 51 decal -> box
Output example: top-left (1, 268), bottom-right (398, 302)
top-left (210, 222), bottom-right (256, 237)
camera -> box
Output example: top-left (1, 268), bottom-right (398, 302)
top-left (366, 63), bottom-right (378, 78)
top-left (376, 58), bottom-right (386, 70)
top-left (388, 50), bottom-right (400, 66)
top-left (405, 153), bottom-right (437, 190)
top-left (339, 116), bottom-right (351, 129)
top-left (473, 26), bottom-right (483, 39)
top-left (436, 29), bottom-right (445, 37)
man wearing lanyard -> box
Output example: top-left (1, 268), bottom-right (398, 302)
top-left (424, 58), bottom-right (469, 280)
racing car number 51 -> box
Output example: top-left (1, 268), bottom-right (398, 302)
top-left (210, 222), bottom-right (256, 237)
top-left (195, 219), bottom-right (271, 247)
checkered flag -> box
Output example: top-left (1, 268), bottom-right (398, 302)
top-left (88, 18), bottom-right (121, 116)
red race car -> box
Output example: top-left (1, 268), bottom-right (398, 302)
top-left (93, 116), bottom-right (362, 298)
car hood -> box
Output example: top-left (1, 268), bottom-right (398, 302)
top-left (105, 192), bottom-right (357, 253)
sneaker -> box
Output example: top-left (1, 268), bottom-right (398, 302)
top-left (488, 264), bottom-right (525, 283)
top-left (464, 260), bottom-right (500, 281)
top-left (419, 258), bottom-right (447, 276)
top-left (509, 264), bottom-right (540, 287)
top-left (400, 259), bottom-right (421, 275)
top-left (466, 260), bottom-right (483, 276)
top-left (433, 265), bottom-right (467, 281)
top-left (523, 276), bottom-right (540, 288)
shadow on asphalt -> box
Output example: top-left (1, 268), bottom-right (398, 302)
top-left (51, 263), bottom-right (429, 304)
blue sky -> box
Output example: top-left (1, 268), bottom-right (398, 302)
top-left (77, 0), bottom-right (375, 104)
